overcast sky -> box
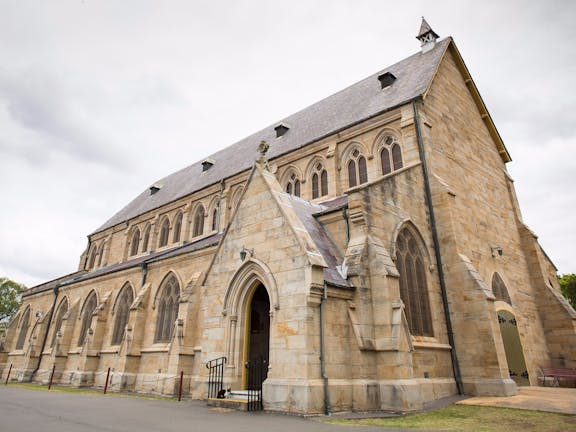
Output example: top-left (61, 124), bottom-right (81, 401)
top-left (0, 0), bottom-right (574, 288)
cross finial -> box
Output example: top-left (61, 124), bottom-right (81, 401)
top-left (256, 140), bottom-right (270, 170)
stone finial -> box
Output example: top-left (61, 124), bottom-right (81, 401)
top-left (416, 17), bottom-right (439, 53)
top-left (256, 140), bottom-right (270, 170)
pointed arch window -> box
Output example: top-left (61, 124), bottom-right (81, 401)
top-left (15, 307), bottom-right (31, 350)
top-left (380, 135), bottom-right (403, 175)
top-left (492, 273), bottom-right (511, 304)
top-left (311, 162), bottom-right (329, 199)
top-left (211, 207), bottom-right (218, 232)
top-left (154, 274), bottom-right (180, 343)
top-left (158, 218), bottom-right (170, 247)
top-left (88, 246), bottom-right (98, 270)
top-left (285, 172), bottom-right (301, 197)
top-left (193, 205), bottom-right (205, 237)
top-left (396, 227), bottom-right (433, 336)
top-left (173, 212), bottom-right (183, 243)
top-left (78, 292), bottom-right (97, 346)
top-left (348, 149), bottom-right (368, 188)
top-left (142, 225), bottom-right (151, 252)
top-left (97, 242), bottom-right (105, 267)
top-left (112, 285), bottom-right (134, 345)
top-left (50, 299), bottom-right (68, 348)
top-left (130, 228), bottom-right (141, 257)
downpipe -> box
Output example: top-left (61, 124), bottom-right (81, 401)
top-left (319, 281), bottom-right (331, 415)
top-left (412, 98), bottom-right (464, 395)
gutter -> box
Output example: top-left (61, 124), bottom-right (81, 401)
top-left (30, 286), bottom-right (59, 381)
top-left (412, 98), bottom-right (463, 395)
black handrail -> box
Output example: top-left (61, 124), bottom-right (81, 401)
top-left (206, 356), bottom-right (227, 399)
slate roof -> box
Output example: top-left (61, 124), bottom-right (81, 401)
top-left (23, 233), bottom-right (222, 298)
top-left (287, 195), bottom-right (351, 288)
top-left (95, 38), bottom-right (451, 234)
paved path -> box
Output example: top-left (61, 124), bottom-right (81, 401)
top-left (0, 386), bottom-right (438, 432)
top-left (457, 386), bottom-right (576, 414)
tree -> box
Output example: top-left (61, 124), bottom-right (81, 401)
top-left (0, 277), bottom-right (26, 326)
top-left (558, 274), bottom-right (576, 310)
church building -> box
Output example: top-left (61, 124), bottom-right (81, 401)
top-left (2, 20), bottom-right (574, 414)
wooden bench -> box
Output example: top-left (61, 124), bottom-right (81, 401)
top-left (539, 367), bottom-right (576, 387)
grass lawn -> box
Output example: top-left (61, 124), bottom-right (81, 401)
top-left (326, 405), bottom-right (576, 431)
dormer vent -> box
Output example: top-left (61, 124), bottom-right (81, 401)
top-left (274, 123), bottom-right (290, 138)
top-left (149, 183), bottom-right (162, 195)
top-left (378, 72), bottom-right (397, 89)
top-left (202, 158), bottom-right (215, 172)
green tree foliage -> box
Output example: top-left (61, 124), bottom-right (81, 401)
top-left (558, 274), bottom-right (576, 309)
top-left (0, 277), bottom-right (26, 326)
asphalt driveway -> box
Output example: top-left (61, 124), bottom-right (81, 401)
top-left (0, 386), bottom-right (421, 432)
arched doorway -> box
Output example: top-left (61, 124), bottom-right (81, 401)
top-left (244, 283), bottom-right (270, 389)
top-left (498, 310), bottom-right (529, 386)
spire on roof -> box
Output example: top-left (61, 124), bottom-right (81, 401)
top-left (416, 17), bottom-right (439, 53)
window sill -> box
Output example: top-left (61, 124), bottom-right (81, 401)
top-left (412, 339), bottom-right (452, 350)
top-left (140, 345), bottom-right (170, 353)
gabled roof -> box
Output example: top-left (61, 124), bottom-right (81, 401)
top-left (95, 38), bottom-right (452, 234)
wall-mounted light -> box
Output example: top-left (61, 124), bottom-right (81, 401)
top-left (240, 246), bottom-right (254, 261)
top-left (490, 246), bottom-right (503, 258)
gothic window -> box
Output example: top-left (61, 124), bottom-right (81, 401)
top-left (396, 227), bottom-right (433, 336)
top-left (88, 246), bottom-right (98, 270)
top-left (111, 284), bottom-right (134, 345)
top-left (492, 273), bottom-right (511, 304)
top-left (211, 207), bottom-right (218, 232)
top-left (311, 162), bottom-right (328, 199)
top-left (130, 228), bottom-right (140, 257)
top-left (15, 307), bottom-right (30, 350)
top-left (193, 205), bottom-right (205, 237)
top-left (97, 242), bottom-right (105, 267)
top-left (154, 274), bottom-right (180, 343)
top-left (348, 149), bottom-right (368, 187)
top-left (142, 225), bottom-right (151, 252)
top-left (285, 172), bottom-right (301, 197)
top-left (78, 291), bottom-right (97, 346)
top-left (380, 135), bottom-right (403, 175)
top-left (50, 298), bottom-right (68, 348)
top-left (173, 212), bottom-right (183, 243)
top-left (158, 217), bottom-right (170, 247)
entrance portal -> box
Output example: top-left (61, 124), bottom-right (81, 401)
top-left (498, 310), bottom-right (529, 386)
top-left (245, 284), bottom-right (270, 387)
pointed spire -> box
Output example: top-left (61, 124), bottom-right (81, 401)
top-left (416, 17), bottom-right (439, 52)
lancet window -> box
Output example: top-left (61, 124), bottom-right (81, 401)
top-left (347, 149), bottom-right (368, 188)
top-left (15, 307), bottom-right (30, 350)
top-left (78, 291), bottom-right (97, 346)
top-left (112, 284), bottom-right (134, 345)
top-left (396, 227), bottom-right (433, 336)
top-left (311, 162), bottom-right (328, 199)
top-left (154, 274), bottom-right (180, 343)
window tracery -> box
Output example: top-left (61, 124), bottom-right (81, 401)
top-left (396, 227), bottom-right (433, 336)
top-left (154, 274), bottom-right (180, 343)
top-left (347, 148), bottom-right (368, 187)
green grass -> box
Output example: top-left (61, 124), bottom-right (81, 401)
top-left (5, 382), bottom-right (176, 401)
top-left (326, 405), bottom-right (576, 432)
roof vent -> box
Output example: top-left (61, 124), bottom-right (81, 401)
top-left (149, 183), bottom-right (162, 195)
top-left (202, 158), bottom-right (215, 172)
top-left (378, 72), bottom-right (397, 89)
top-left (416, 17), bottom-right (439, 53)
top-left (274, 123), bottom-right (290, 138)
